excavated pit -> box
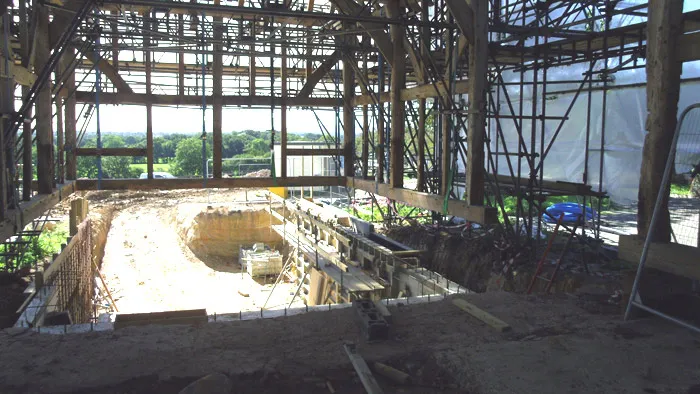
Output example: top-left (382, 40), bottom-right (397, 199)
top-left (98, 197), bottom-right (298, 315)
top-left (174, 204), bottom-right (284, 272)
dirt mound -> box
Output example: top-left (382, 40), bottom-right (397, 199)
top-left (243, 169), bottom-right (271, 177)
top-left (174, 204), bottom-right (283, 264)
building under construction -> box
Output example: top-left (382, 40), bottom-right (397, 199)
top-left (0, 0), bottom-right (699, 392)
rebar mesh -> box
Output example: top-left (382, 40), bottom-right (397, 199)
top-left (43, 220), bottom-right (94, 324)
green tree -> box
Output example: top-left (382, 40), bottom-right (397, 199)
top-left (170, 137), bottom-right (212, 176)
top-left (223, 133), bottom-right (245, 157)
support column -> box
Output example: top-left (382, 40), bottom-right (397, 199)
top-left (417, 0), bottom-right (429, 192)
top-left (35, 4), bottom-right (54, 194)
top-left (145, 13), bottom-right (154, 179)
top-left (55, 73), bottom-right (65, 184)
top-left (377, 73), bottom-right (385, 183)
top-left (637, 0), bottom-right (684, 242)
top-left (178, 14), bottom-right (185, 96)
top-left (388, 1), bottom-right (405, 188)
top-left (342, 24), bottom-right (355, 178)
top-left (281, 27), bottom-right (288, 178)
top-left (65, 49), bottom-right (77, 181)
top-left (440, 35), bottom-right (453, 196)
top-left (212, 10), bottom-right (223, 178)
top-left (0, 15), bottom-right (11, 217)
top-left (466, 0), bottom-right (487, 205)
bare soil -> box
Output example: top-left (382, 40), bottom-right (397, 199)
top-left (93, 189), bottom-right (301, 314)
top-left (0, 292), bottom-right (698, 393)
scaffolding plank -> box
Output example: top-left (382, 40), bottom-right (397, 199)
top-left (452, 298), bottom-right (511, 332)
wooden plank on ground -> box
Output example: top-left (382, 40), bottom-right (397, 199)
top-left (452, 298), bottom-right (511, 332)
top-left (343, 343), bottom-right (384, 394)
top-left (114, 309), bottom-right (208, 330)
top-left (618, 235), bottom-right (700, 280)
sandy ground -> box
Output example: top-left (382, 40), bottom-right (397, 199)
top-left (0, 292), bottom-right (698, 393)
top-left (97, 189), bottom-right (301, 314)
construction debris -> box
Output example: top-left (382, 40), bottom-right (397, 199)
top-left (452, 298), bottom-right (511, 332)
top-left (353, 300), bottom-right (389, 342)
top-left (343, 343), bottom-right (384, 394)
top-left (239, 243), bottom-right (283, 277)
top-left (372, 362), bottom-right (412, 385)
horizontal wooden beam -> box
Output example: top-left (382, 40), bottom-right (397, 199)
top-left (0, 182), bottom-right (75, 243)
top-left (73, 91), bottom-right (339, 107)
top-left (347, 177), bottom-right (498, 224)
top-left (76, 176), bottom-right (344, 190)
top-left (75, 148), bottom-right (147, 157)
top-left (1, 57), bottom-right (37, 86)
top-left (619, 235), bottom-right (700, 280)
top-left (679, 31), bottom-right (700, 62)
top-left (353, 79), bottom-right (470, 105)
top-left (286, 148), bottom-right (340, 156)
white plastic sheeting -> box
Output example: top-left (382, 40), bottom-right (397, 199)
top-left (486, 76), bottom-right (700, 204)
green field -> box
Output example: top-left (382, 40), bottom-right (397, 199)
top-left (130, 163), bottom-right (171, 174)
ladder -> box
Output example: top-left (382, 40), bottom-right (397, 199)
top-left (527, 213), bottom-right (581, 294)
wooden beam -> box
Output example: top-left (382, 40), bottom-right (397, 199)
top-left (444, 0), bottom-right (475, 44)
top-left (76, 176), bottom-right (345, 190)
top-left (145, 14), bottom-right (154, 179)
top-left (638, 0), bottom-right (683, 242)
top-left (343, 344), bottom-right (384, 394)
top-left (75, 148), bottom-right (148, 157)
top-left (452, 298), bottom-right (511, 332)
top-left (352, 79), bottom-right (470, 105)
top-left (213, 11), bottom-right (224, 179)
top-left (0, 182), bottom-right (75, 243)
top-left (362, 103), bottom-right (369, 178)
top-left (73, 92), bottom-right (340, 107)
top-left (281, 27), bottom-right (288, 178)
top-left (343, 25), bottom-right (355, 178)
top-left (297, 50), bottom-right (341, 98)
top-left (35, 4), bottom-right (54, 194)
top-left (388, 0), bottom-right (405, 188)
top-left (347, 177), bottom-right (498, 224)
top-left (417, 98), bottom-right (426, 192)
top-left (678, 31), bottom-right (700, 62)
top-left (329, 0), bottom-right (394, 65)
top-left (178, 14), bottom-right (185, 96)
top-left (466, 0), bottom-right (487, 205)
top-left (618, 235), bottom-right (700, 281)
top-left (64, 50), bottom-right (77, 181)
top-left (0, 57), bottom-right (37, 86)
top-left (75, 44), bottom-right (133, 94)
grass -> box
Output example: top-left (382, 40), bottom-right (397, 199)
top-left (0, 223), bottom-right (69, 271)
top-left (671, 183), bottom-right (691, 197)
top-left (129, 163), bottom-right (171, 174)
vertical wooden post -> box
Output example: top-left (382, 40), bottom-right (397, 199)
top-left (281, 26), bottom-right (288, 178)
top-left (361, 54), bottom-right (369, 178)
top-left (377, 88), bottom-right (385, 183)
top-left (417, 0), bottom-right (429, 192)
top-left (440, 35), bottom-right (453, 196)
top-left (35, 4), bottom-right (54, 194)
top-left (388, 1), bottom-right (405, 188)
top-left (466, 0), bottom-right (487, 205)
top-left (0, 15), bottom-right (10, 218)
top-left (637, 0), bottom-right (684, 242)
top-left (178, 14), bottom-right (185, 96)
top-left (249, 23), bottom-right (256, 98)
top-left (342, 23), bottom-right (355, 178)
top-left (55, 77), bottom-right (64, 184)
top-left (111, 11), bottom-right (119, 77)
top-left (22, 87), bottom-right (33, 198)
top-left (64, 49), bottom-right (77, 181)
top-left (212, 7), bottom-right (223, 178)
top-left (145, 12), bottom-right (154, 179)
